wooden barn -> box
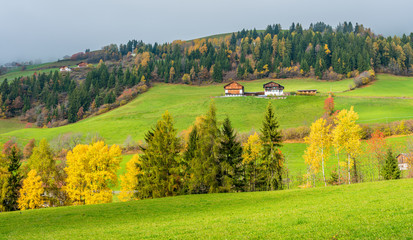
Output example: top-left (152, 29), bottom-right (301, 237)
top-left (263, 82), bottom-right (284, 96)
top-left (224, 81), bottom-right (244, 96)
top-left (397, 153), bottom-right (411, 170)
top-left (77, 62), bottom-right (88, 68)
top-left (297, 89), bottom-right (317, 95)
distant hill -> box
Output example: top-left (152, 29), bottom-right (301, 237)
top-left (0, 22), bottom-right (412, 134)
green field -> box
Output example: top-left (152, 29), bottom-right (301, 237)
top-left (3, 75), bottom-right (413, 146)
top-left (0, 60), bottom-right (80, 83)
top-left (0, 119), bottom-right (25, 134)
top-left (340, 74), bottom-right (413, 97)
top-left (1, 179), bottom-right (413, 239)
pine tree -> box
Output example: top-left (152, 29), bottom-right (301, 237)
top-left (212, 63), bottom-right (223, 82)
top-left (217, 117), bottom-right (243, 192)
top-left (189, 102), bottom-right (220, 193)
top-left (3, 146), bottom-right (22, 211)
top-left (137, 111), bottom-right (182, 199)
top-left (382, 148), bottom-right (401, 180)
top-left (260, 102), bottom-right (284, 190)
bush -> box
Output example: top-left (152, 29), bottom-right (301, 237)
top-left (282, 126), bottom-right (310, 141)
top-left (354, 70), bottom-right (375, 88)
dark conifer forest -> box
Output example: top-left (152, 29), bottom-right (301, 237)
top-left (1, 22), bottom-right (412, 126)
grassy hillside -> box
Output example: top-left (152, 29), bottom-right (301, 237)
top-left (2, 75), bottom-right (413, 146)
top-left (1, 179), bottom-right (413, 239)
top-left (0, 60), bottom-right (79, 83)
top-left (340, 74), bottom-right (413, 97)
top-left (0, 119), bottom-right (25, 134)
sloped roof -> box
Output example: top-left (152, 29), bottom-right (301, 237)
top-left (263, 81), bottom-right (284, 89)
top-left (224, 81), bottom-right (244, 90)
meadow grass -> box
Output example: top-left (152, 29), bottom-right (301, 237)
top-left (0, 68), bottom-right (60, 83)
top-left (2, 75), bottom-right (413, 146)
top-left (0, 119), bottom-right (25, 134)
top-left (0, 60), bottom-right (80, 83)
top-left (340, 74), bottom-right (413, 97)
top-left (1, 179), bottom-right (413, 239)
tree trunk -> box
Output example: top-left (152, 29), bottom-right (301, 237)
top-left (322, 150), bottom-right (326, 186)
top-left (353, 158), bottom-right (358, 183)
top-left (337, 152), bottom-right (340, 184)
top-left (347, 154), bottom-right (351, 184)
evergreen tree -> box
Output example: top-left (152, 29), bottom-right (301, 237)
top-left (260, 102), bottom-right (284, 190)
top-left (137, 111), bottom-right (182, 199)
top-left (212, 63), bottom-right (223, 82)
top-left (189, 102), bottom-right (220, 193)
top-left (3, 146), bottom-right (22, 211)
top-left (217, 117), bottom-right (243, 192)
top-left (382, 148), bottom-right (401, 180)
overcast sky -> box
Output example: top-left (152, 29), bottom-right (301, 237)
top-left (1, 0), bottom-right (412, 65)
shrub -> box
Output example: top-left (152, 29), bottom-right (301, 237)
top-left (354, 70), bottom-right (375, 88)
top-left (282, 126), bottom-right (310, 141)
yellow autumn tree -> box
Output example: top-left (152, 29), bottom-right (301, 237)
top-left (332, 106), bottom-right (362, 184)
top-left (303, 118), bottom-right (332, 186)
top-left (242, 133), bottom-right (262, 191)
top-left (64, 141), bottom-right (121, 205)
top-left (18, 170), bottom-right (44, 210)
top-left (119, 154), bottom-right (142, 202)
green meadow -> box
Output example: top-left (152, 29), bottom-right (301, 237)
top-left (1, 179), bottom-right (413, 239)
top-left (340, 74), bottom-right (413, 97)
top-left (0, 60), bottom-right (80, 83)
top-left (0, 119), bottom-right (25, 134)
top-left (2, 74), bottom-right (413, 146)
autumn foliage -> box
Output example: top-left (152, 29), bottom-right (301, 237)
top-left (18, 170), bottom-right (44, 210)
top-left (64, 141), bottom-right (121, 205)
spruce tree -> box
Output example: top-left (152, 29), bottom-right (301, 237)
top-left (217, 117), bottom-right (243, 192)
top-left (189, 101), bottom-right (220, 193)
top-left (260, 102), bottom-right (283, 190)
top-left (382, 148), bottom-right (401, 180)
top-left (4, 146), bottom-right (22, 211)
top-left (212, 63), bottom-right (223, 82)
top-left (138, 111), bottom-right (182, 199)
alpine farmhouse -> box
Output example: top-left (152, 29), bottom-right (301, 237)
top-left (224, 81), bottom-right (285, 97)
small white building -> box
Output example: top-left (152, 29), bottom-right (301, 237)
top-left (397, 153), bottom-right (411, 170)
top-left (59, 66), bottom-right (72, 72)
top-left (263, 82), bottom-right (284, 96)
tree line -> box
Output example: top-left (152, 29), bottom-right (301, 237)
top-left (0, 99), bottom-right (406, 211)
top-left (1, 22), bottom-right (413, 125)
top-left (0, 61), bottom-right (148, 125)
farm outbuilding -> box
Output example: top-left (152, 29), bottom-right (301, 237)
top-left (77, 62), bottom-right (88, 68)
top-left (297, 89), bottom-right (317, 95)
top-left (263, 82), bottom-right (284, 96)
top-left (224, 81), bottom-right (244, 96)
top-left (59, 66), bottom-right (72, 72)
top-left (397, 153), bottom-right (411, 170)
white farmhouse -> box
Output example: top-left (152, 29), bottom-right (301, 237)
top-left (59, 66), bottom-right (72, 72)
top-left (263, 82), bottom-right (284, 96)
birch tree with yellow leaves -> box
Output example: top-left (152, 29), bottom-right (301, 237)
top-left (119, 154), bottom-right (142, 202)
top-left (242, 132), bottom-right (262, 191)
top-left (18, 170), bottom-right (44, 210)
top-left (332, 107), bottom-right (362, 184)
top-left (303, 118), bottom-right (332, 186)
top-left (64, 141), bottom-right (121, 205)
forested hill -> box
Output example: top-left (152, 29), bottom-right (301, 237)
top-left (1, 22), bottom-right (413, 127)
